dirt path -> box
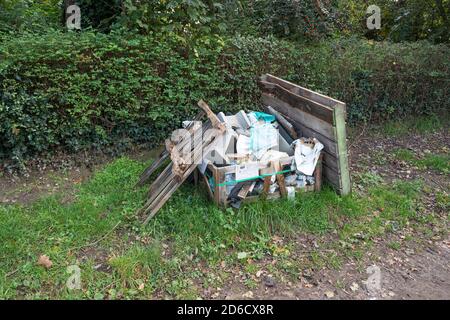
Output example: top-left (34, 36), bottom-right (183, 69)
top-left (219, 237), bottom-right (450, 300)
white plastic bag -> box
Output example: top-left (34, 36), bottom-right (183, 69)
top-left (293, 138), bottom-right (324, 176)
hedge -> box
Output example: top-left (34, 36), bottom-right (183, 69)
top-left (1, 31), bottom-right (449, 166)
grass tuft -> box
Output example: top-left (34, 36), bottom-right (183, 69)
top-left (394, 148), bottom-right (449, 174)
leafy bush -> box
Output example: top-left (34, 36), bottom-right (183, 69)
top-left (1, 31), bottom-right (449, 166)
top-left (293, 37), bottom-right (450, 123)
top-left (0, 0), bottom-right (60, 35)
top-left (226, 0), bottom-right (333, 40)
top-left (337, 0), bottom-right (450, 43)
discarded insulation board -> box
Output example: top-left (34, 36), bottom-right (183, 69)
top-left (259, 74), bottom-right (351, 195)
top-left (235, 162), bottom-right (259, 181)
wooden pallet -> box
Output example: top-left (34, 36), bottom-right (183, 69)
top-left (203, 155), bottom-right (323, 208)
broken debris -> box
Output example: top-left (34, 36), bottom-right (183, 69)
top-left (137, 101), bottom-right (323, 222)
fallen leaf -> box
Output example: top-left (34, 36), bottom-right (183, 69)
top-left (256, 270), bottom-right (263, 278)
top-left (237, 252), bottom-right (248, 260)
top-left (37, 255), bottom-right (52, 269)
top-left (138, 283), bottom-right (145, 291)
top-left (350, 282), bottom-right (359, 292)
top-left (272, 235), bottom-right (282, 243)
top-left (242, 291), bottom-right (254, 299)
top-left (324, 290), bottom-right (335, 298)
top-left (12, 127), bottom-right (20, 136)
top-left (211, 292), bottom-right (220, 298)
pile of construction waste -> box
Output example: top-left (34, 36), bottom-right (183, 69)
top-left (136, 100), bottom-right (323, 223)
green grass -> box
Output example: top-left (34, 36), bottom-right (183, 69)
top-left (0, 157), bottom-right (439, 299)
top-left (419, 154), bottom-right (450, 174)
top-left (394, 149), bottom-right (415, 162)
top-left (376, 114), bottom-right (446, 137)
top-left (435, 191), bottom-right (449, 211)
top-left (394, 148), bottom-right (450, 174)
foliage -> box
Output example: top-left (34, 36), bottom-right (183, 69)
top-left (301, 37), bottom-right (450, 123)
top-left (0, 0), bottom-right (60, 34)
top-left (223, 0), bottom-right (334, 40)
top-left (74, 0), bottom-right (123, 32)
top-left (2, 1), bottom-right (449, 44)
top-left (381, 0), bottom-right (449, 43)
top-left (120, 0), bottom-right (225, 37)
top-left (62, 0), bottom-right (334, 41)
top-left (1, 31), bottom-right (448, 165)
top-left (338, 0), bottom-right (450, 43)
top-left (61, 0), bottom-right (226, 44)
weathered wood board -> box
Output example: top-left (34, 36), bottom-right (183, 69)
top-left (259, 74), bottom-right (351, 195)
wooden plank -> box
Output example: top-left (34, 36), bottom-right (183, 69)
top-left (193, 168), bottom-right (199, 186)
top-left (138, 164), bottom-right (172, 214)
top-left (136, 152), bottom-right (169, 187)
top-left (146, 122), bottom-right (209, 199)
top-left (265, 106), bottom-right (298, 140)
top-left (143, 129), bottom-right (221, 222)
top-left (202, 172), bottom-right (214, 201)
top-left (333, 103), bottom-right (352, 195)
top-left (262, 93), bottom-right (335, 141)
top-left (263, 92), bottom-right (342, 195)
top-left (321, 150), bottom-right (339, 173)
top-left (260, 75), bottom-right (351, 196)
top-left (261, 74), bottom-right (345, 109)
top-left (217, 164), bottom-right (238, 174)
top-left (135, 112), bottom-right (204, 187)
top-left (144, 160), bottom-right (200, 223)
top-left (144, 145), bottom-right (204, 216)
top-left (271, 108), bottom-right (339, 158)
top-left (323, 163), bottom-right (341, 191)
top-left (167, 139), bottom-right (187, 180)
top-left (273, 160), bottom-right (288, 198)
top-left (198, 100), bottom-right (226, 132)
top-left (261, 176), bottom-right (272, 200)
top-left (259, 158), bottom-right (293, 176)
top-left (314, 155), bottom-right (323, 192)
top-left (147, 163), bottom-right (172, 199)
top-left (217, 170), bottom-right (228, 207)
top-left (213, 169), bottom-right (221, 207)
top-left (259, 80), bottom-right (334, 124)
top-left (238, 182), bottom-right (256, 200)
top-left (141, 124), bottom-right (220, 221)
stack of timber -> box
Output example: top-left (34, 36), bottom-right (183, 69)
top-left (137, 100), bottom-right (226, 224)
